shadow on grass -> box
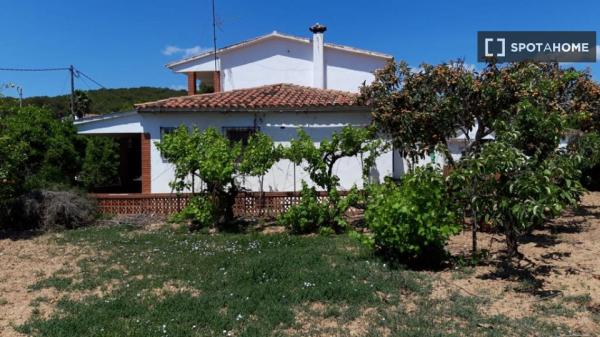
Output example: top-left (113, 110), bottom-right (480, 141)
top-left (0, 228), bottom-right (45, 241)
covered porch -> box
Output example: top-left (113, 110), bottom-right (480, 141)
top-left (75, 112), bottom-right (151, 194)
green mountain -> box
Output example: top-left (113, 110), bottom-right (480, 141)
top-left (2, 87), bottom-right (187, 116)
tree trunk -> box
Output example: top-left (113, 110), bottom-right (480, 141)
top-left (504, 223), bottom-right (520, 259)
top-left (471, 176), bottom-right (478, 255)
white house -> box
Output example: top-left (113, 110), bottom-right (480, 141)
top-left (75, 24), bottom-right (403, 194)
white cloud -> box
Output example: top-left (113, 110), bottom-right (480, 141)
top-left (162, 45), bottom-right (210, 58)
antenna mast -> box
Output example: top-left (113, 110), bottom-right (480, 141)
top-left (211, 0), bottom-right (218, 72)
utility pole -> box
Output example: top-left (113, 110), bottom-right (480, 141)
top-left (69, 65), bottom-right (75, 118)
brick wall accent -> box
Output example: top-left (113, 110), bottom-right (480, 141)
top-left (141, 133), bottom-right (151, 194)
top-left (187, 72), bottom-right (197, 95)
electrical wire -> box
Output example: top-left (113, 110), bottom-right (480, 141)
top-left (75, 69), bottom-right (106, 89)
top-left (0, 66), bottom-right (106, 89)
top-left (0, 67), bottom-right (70, 72)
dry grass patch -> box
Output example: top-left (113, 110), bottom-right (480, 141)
top-left (0, 233), bottom-right (89, 337)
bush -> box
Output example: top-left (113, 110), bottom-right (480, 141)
top-left (277, 182), bottom-right (328, 234)
top-left (568, 133), bottom-right (600, 190)
top-left (171, 195), bottom-right (216, 230)
top-left (362, 167), bottom-right (460, 260)
top-left (8, 189), bottom-right (97, 231)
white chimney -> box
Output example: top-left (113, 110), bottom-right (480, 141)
top-left (310, 23), bottom-right (327, 89)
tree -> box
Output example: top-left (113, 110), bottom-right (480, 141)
top-left (448, 135), bottom-right (583, 257)
top-left (156, 126), bottom-right (241, 225)
top-left (240, 132), bottom-right (282, 213)
top-left (73, 90), bottom-right (91, 119)
top-left (0, 106), bottom-right (84, 225)
top-left (79, 137), bottom-right (120, 190)
top-left (359, 61), bottom-right (595, 166)
top-left (280, 126), bottom-right (383, 231)
top-left (0, 106), bottom-right (81, 189)
top-left (568, 132), bottom-right (600, 190)
top-left (285, 126), bottom-right (381, 193)
top-left (361, 60), bottom-right (596, 259)
top-left (157, 127), bottom-right (281, 227)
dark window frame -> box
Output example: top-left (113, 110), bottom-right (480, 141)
top-left (222, 126), bottom-right (259, 146)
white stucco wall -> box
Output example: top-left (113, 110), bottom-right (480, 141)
top-left (77, 111), bottom-right (395, 193)
top-left (144, 111), bottom-right (393, 193)
top-left (171, 35), bottom-right (389, 93)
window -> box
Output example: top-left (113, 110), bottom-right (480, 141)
top-left (159, 127), bottom-right (176, 161)
top-left (222, 127), bottom-right (258, 146)
top-left (160, 127), bottom-right (176, 141)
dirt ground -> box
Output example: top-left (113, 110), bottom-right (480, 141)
top-left (0, 233), bottom-right (90, 337)
top-left (1, 193), bottom-right (600, 336)
top-left (439, 192), bottom-right (600, 334)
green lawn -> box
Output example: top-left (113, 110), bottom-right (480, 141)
top-left (18, 225), bottom-right (580, 337)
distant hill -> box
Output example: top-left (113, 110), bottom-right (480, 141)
top-left (1, 87), bottom-right (187, 116)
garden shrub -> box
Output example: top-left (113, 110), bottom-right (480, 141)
top-left (171, 195), bottom-right (216, 230)
top-left (277, 182), bottom-right (328, 234)
top-left (361, 167), bottom-right (460, 260)
top-left (10, 189), bottom-right (97, 231)
top-left (277, 183), bottom-right (361, 234)
top-left (568, 132), bottom-right (600, 190)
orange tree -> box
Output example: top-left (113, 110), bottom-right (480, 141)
top-left (360, 61), bottom-right (596, 258)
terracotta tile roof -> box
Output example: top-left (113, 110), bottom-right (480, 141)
top-left (135, 84), bottom-right (362, 112)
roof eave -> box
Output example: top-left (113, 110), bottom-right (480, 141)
top-left (73, 111), bottom-right (138, 125)
top-left (136, 105), bottom-right (368, 114)
top-left (165, 31), bottom-right (392, 70)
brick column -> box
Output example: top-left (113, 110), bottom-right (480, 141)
top-left (212, 71), bottom-right (221, 93)
top-left (187, 72), bottom-right (197, 95)
top-left (141, 133), bottom-right (151, 194)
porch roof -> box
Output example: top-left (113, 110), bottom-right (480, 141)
top-left (134, 83), bottom-right (365, 113)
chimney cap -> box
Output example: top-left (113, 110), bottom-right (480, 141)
top-left (309, 23), bottom-right (327, 34)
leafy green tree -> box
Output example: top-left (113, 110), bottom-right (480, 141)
top-left (79, 137), bottom-right (120, 190)
top-left (568, 132), bottom-right (600, 190)
top-left (0, 135), bottom-right (27, 208)
top-left (73, 90), bottom-right (91, 119)
top-left (359, 61), bottom-right (595, 166)
top-left (448, 128), bottom-right (584, 258)
top-left (0, 106), bottom-right (85, 225)
top-left (285, 126), bottom-right (381, 193)
top-left (0, 106), bottom-right (81, 189)
top-left (240, 132), bottom-right (282, 213)
top-left (157, 127), bottom-right (283, 227)
top-left (281, 126), bottom-right (382, 232)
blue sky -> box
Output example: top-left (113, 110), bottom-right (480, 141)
top-left (1, 0), bottom-right (599, 97)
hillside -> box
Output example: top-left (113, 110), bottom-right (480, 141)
top-left (1, 87), bottom-right (187, 116)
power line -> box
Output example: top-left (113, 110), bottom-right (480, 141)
top-left (0, 67), bottom-right (70, 72)
top-left (75, 69), bottom-right (106, 89)
top-left (0, 66), bottom-right (105, 89)
top-left (0, 65), bottom-right (106, 118)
